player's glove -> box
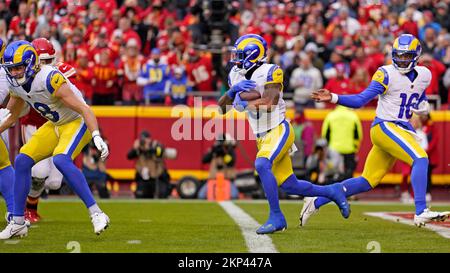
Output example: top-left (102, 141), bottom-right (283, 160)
top-left (226, 80), bottom-right (256, 99)
top-left (0, 108), bottom-right (11, 127)
top-left (233, 92), bottom-right (248, 112)
top-left (92, 130), bottom-right (109, 161)
top-left (411, 100), bottom-right (430, 116)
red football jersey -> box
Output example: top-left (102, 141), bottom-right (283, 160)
top-left (186, 56), bottom-right (214, 92)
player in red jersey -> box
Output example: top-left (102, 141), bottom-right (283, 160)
top-left (21, 38), bottom-right (78, 223)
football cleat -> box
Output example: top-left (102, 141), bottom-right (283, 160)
top-left (329, 183), bottom-right (351, 219)
top-left (299, 197), bottom-right (319, 227)
top-left (25, 208), bottom-right (41, 224)
top-left (91, 212), bottom-right (110, 235)
top-left (256, 214), bottom-right (287, 235)
top-left (0, 220), bottom-right (28, 240)
top-left (414, 209), bottom-right (450, 227)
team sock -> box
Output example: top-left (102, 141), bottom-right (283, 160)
top-left (314, 177), bottom-right (372, 209)
top-left (0, 166), bottom-right (14, 215)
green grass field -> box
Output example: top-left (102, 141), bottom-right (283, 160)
top-left (0, 199), bottom-right (449, 253)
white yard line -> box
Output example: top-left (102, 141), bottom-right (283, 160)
top-left (219, 201), bottom-right (278, 253)
top-left (365, 212), bottom-right (450, 239)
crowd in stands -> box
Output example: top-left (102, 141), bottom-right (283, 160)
top-left (1, 0), bottom-right (450, 108)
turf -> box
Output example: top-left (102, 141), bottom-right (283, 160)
top-left (238, 201), bottom-right (450, 253)
top-left (0, 199), bottom-right (449, 253)
top-left (0, 200), bottom-right (247, 253)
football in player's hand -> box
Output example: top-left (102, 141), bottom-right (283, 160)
top-left (238, 90), bottom-right (261, 101)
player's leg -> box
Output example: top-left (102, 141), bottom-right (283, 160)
top-left (254, 120), bottom-right (294, 234)
top-left (270, 148), bottom-right (349, 219)
top-left (25, 158), bottom-right (52, 222)
top-left (21, 124), bottom-right (52, 222)
top-left (1, 122), bottom-right (58, 239)
top-left (53, 118), bottom-right (109, 234)
top-left (374, 122), bottom-right (449, 224)
top-left (299, 141), bottom-right (396, 226)
top-left (0, 131), bottom-right (14, 222)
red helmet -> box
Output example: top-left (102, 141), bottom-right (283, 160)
top-left (32, 38), bottom-right (56, 63)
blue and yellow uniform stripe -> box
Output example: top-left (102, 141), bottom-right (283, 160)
top-left (20, 117), bottom-right (91, 163)
top-left (362, 121), bottom-right (427, 187)
top-left (256, 120), bottom-right (295, 186)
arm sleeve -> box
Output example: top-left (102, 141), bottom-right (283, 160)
top-left (337, 68), bottom-right (388, 108)
top-left (337, 81), bottom-right (385, 108)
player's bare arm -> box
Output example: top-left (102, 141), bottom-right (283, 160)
top-left (54, 83), bottom-right (99, 133)
top-left (246, 83), bottom-right (280, 112)
top-left (0, 95), bottom-right (25, 133)
top-left (55, 83), bottom-right (109, 160)
top-left (218, 93), bottom-right (234, 114)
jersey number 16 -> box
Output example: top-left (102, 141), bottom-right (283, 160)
top-left (398, 93), bottom-right (419, 119)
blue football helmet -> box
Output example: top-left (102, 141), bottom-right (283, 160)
top-left (392, 34), bottom-right (422, 74)
top-left (231, 34), bottom-right (268, 75)
top-left (2, 40), bottom-right (39, 87)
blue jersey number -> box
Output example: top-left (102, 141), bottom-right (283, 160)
top-left (398, 93), bottom-right (419, 119)
top-left (33, 102), bottom-right (60, 122)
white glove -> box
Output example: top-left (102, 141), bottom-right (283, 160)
top-left (92, 130), bottom-right (109, 161)
top-left (0, 108), bottom-right (11, 127)
top-left (411, 100), bottom-right (430, 116)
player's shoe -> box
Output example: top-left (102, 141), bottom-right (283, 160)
top-left (0, 220), bottom-right (28, 240)
top-left (414, 209), bottom-right (450, 227)
top-left (91, 212), bottom-right (110, 235)
top-left (328, 183), bottom-right (351, 219)
top-left (25, 208), bottom-right (41, 223)
top-left (256, 214), bottom-right (287, 235)
top-left (299, 197), bottom-right (319, 227)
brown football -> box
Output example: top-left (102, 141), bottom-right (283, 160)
top-left (239, 90), bottom-right (261, 101)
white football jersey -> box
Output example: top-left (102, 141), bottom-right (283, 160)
top-left (0, 68), bottom-right (9, 104)
top-left (8, 65), bottom-right (85, 126)
top-left (373, 64), bottom-right (431, 123)
top-left (228, 64), bottom-right (286, 134)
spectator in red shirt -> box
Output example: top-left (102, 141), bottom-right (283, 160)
top-left (118, 17), bottom-right (142, 50)
top-left (365, 40), bottom-right (386, 76)
top-left (8, 2), bottom-right (37, 39)
top-left (324, 63), bottom-right (352, 95)
top-left (186, 48), bottom-right (215, 92)
top-left (92, 49), bottom-right (118, 105)
top-left (350, 47), bottom-right (372, 77)
top-left (74, 48), bottom-right (95, 104)
top-left (419, 53), bottom-right (446, 96)
top-left (349, 68), bottom-right (371, 96)
top-left (400, 8), bottom-right (418, 37)
top-left (94, 0), bottom-right (117, 18)
top-left (118, 39), bottom-right (144, 105)
top-left (89, 31), bottom-right (117, 65)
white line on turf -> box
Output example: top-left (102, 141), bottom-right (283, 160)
top-left (127, 240), bottom-right (142, 244)
top-left (4, 240), bottom-right (20, 245)
top-left (365, 212), bottom-right (450, 239)
top-left (219, 201), bottom-right (278, 253)
top-left (138, 219), bottom-right (152, 223)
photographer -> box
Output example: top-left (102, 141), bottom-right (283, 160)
top-left (198, 133), bottom-right (239, 199)
top-left (82, 139), bottom-right (110, 199)
top-left (127, 130), bottom-right (173, 198)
